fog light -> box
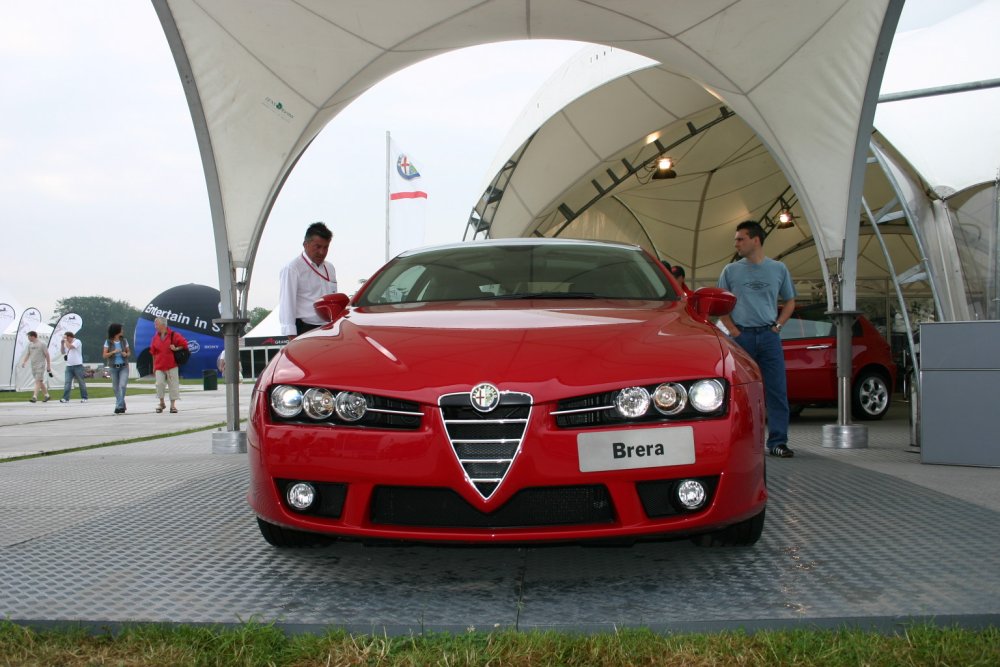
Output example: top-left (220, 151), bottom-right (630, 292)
top-left (335, 391), bottom-right (368, 421)
top-left (615, 386), bottom-right (650, 419)
top-left (286, 482), bottom-right (316, 510)
top-left (676, 479), bottom-right (707, 510)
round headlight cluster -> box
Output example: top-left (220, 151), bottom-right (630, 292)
top-left (271, 385), bottom-right (369, 422)
top-left (615, 386), bottom-right (650, 418)
top-left (653, 383), bottom-right (687, 415)
top-left (270, 385), bottom-right (303, 418)
top-left (689, 379), bottom-right (725, 412)
top-left (335, 391), bottom-right (368, 421)
top-left (303, 388), bottom-right (335, 419)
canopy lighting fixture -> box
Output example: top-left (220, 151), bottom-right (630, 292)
top-left (776, 208), bottom-right (795, 229)
top-left (652, 156), bottom-right (676, 180)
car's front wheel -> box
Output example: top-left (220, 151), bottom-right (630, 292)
top-left (257, 517), bottom-right (333, 547)
top-left (691, 508), bottom-right (765, 547)
top-left (852, 370), bottom-right (891, 420)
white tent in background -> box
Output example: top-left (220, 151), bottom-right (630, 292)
top-left (0, 289), bottom-right (54, 391)
top-left (239, 308), bottom-right (286, 379)
top-left (466, 1), bottom-right (999, 322)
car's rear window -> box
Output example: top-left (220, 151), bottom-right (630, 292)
top-left (357, 244), bottom-right (676, 305)
top-left (779, 307), bottom-right (861, 340)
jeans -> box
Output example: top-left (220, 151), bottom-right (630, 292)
top-left (733, 328), bottom-right (789, 449)
top-left (62, 364), bottom-right (89, 401)
top-left (111, 364), bottom-right (129, 410)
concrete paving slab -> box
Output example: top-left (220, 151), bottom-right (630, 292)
top-left (0, 383), bottom-right (252, 459)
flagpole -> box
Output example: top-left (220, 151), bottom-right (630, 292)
top-left (385, 130), bottom-right (391, 263)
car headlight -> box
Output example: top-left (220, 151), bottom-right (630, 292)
top-left (689, 379), bottom-right (725, 412)
top-left (270, 385), bottom-right (303, 418)
top-left (335, 391), bottom-right (368, 421)
top-left (615, 386), bottom-right (650, 419)
top-left (653, 382), bottom-right (687, 415)
top-left (302, 387), bottom-right (335, 419)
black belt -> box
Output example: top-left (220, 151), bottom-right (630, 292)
top-left (114, 363), bottom-right (124, 368)
top-left (735, 324), bottom-right (774, 331)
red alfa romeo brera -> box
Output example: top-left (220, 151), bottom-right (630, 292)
top-left (248, 239), bottom-right (767, 547)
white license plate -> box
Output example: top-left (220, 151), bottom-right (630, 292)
top-left (577, 426), bottom-right (695, 472)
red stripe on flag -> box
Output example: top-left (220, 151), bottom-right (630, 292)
top-left (390, 191), bottom-right (428, 200)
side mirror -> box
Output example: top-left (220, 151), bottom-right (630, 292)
top-left (690, 287), bottom-right (736, 318)
top-left (313, 293), bottom-right (351, 322)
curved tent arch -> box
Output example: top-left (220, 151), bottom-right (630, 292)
top-left (152, 0), bottom-right (903, 439)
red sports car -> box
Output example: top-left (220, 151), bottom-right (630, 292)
top-left (248, 239), bottom-right (767, 547)
top-left (781, 305), bottom-right (897, 420)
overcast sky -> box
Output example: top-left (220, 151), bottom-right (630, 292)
top-left (0, 0), bottom-right (982, 322)
top-left (0, 2), bottom-right (584, 319)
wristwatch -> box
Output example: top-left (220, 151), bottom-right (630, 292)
top-left (773, 322), bottom-right (782, 331)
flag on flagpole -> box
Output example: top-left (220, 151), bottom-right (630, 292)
top-left (386, 134), bottom-right (428, 260)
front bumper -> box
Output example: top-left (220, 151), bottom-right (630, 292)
top-left (247, 383), bottom-right (766, 543)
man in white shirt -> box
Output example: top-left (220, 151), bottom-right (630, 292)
top-left (58, 331), bottom-right (89, 403)
top-left (278, 222), bottom-right (338, 337)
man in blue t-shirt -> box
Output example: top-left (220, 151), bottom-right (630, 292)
top-left (718, 220), bottom-right (797, 458)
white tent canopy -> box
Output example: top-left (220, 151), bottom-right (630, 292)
top-left (153, 0), bottom-right (901, 316)
top-left (152, 0), bottom-right (903, 435)
top-left (468, 2), bottom-right (998, 321)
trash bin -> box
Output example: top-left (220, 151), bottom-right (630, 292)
top-left (203, 369), bottom-right (218, 391)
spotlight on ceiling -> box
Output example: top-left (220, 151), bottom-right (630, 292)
top-left (652, 156), bottom-right (676, 180)
top-left (775, 208), bottom-right (795, 229)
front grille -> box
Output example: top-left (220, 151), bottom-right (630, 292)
top-left (370, 485), bottom-right (615, 528)
top-left (440, 391), bottom-right (531, 498)
top-left (636, 477), bottom-right (719, 518)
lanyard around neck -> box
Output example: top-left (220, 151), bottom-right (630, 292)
top-left (301, 253), bottom-right (330, 282)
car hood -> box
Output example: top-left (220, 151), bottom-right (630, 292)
top-left (271, 301), bottom-right (728, 404)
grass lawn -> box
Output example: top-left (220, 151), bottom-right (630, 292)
top-left (0, 386), bottom-right (156, 402)
top-left (1, 376), bottom-right (239, 402)
top-left (0, 622), bottom-right (997, 666)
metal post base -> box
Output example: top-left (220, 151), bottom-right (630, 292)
top-left (212, 430), bottom-right (247, 454)
top-left (821, 424), bottom-right (868, 449)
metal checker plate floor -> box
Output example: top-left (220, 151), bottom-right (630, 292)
top-left (1, 420), bottom-right (999, 634)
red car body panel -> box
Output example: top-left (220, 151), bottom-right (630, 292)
top-left (782, 311), bottom-right (897, 405)
top-left (248, 298), bottom-right (767, 544)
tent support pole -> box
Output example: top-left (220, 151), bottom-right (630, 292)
top-left (212, 317), bottom-right (248, 454)
top-left (822, 0), bottom-right (904, 449)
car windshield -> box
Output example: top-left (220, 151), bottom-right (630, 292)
top-left (356, 243), bottom-right (677, 305)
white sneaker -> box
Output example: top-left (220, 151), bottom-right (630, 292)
top-left (59, 398), bottom-right (68, 403)
top-left (81, 399), bottom-right (88, 403)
